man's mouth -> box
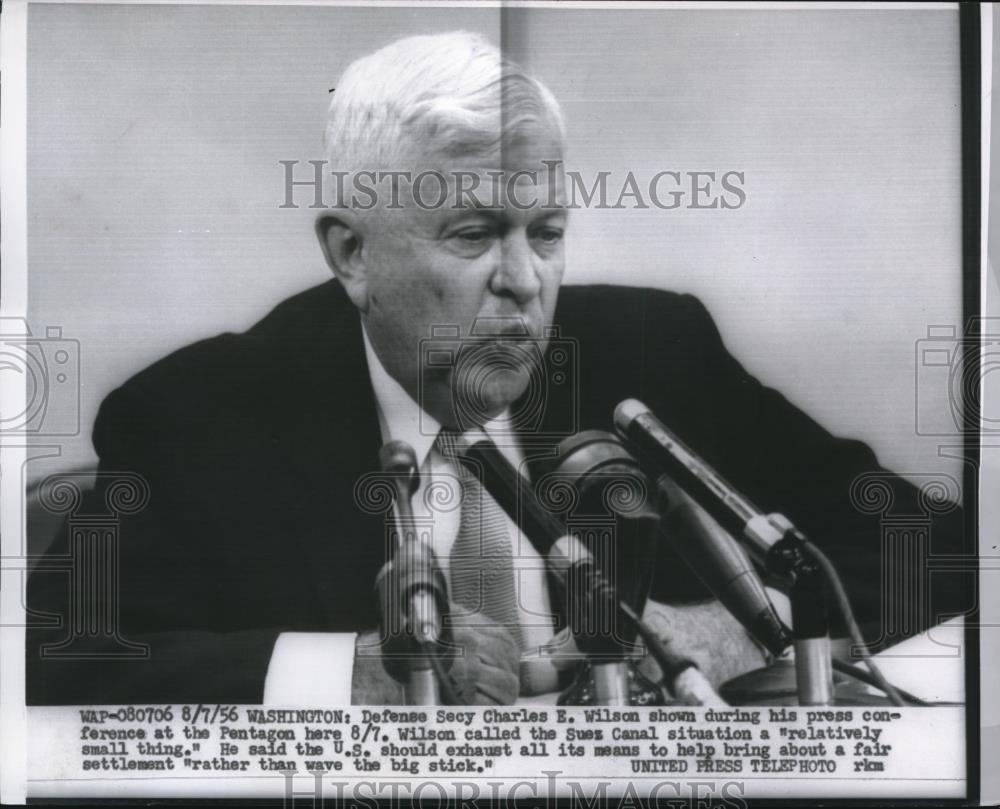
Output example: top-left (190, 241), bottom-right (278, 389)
top-left (485, 335), bottom-right (533, 350)
top-left (469, 316), bottom-right (535, 340)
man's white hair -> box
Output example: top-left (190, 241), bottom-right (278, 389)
top-left (324, 31), bottom-right (565, 175)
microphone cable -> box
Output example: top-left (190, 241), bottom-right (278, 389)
top-left (617, 600), bottom-right (726, 706)
top-left (800, 539), bottom-right (906, 707)
top-left (420, 540), bottom-right (924, 707)
top-left (829, 659), bottom-right (935, 707)
top-left (418, 639), bottom-right (463, 706)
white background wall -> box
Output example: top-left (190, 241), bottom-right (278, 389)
top-left (24, 4), bottom-right (965, 486)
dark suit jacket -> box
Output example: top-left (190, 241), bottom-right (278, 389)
top-left (26, 281), bottom-right (973, 704)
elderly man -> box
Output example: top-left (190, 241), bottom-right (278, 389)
top-left (27, 31), bottom-right (969, 706)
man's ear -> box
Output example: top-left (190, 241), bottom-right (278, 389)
top-left (315, 212), bottom-right (370, 313)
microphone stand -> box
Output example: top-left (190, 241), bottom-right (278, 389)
top-left (376, 443), bottom-right (450, 705)
top-left (592, 664), bottom-right (630, 706)
top-left (548, 539), bottom-right (635, 706)
top-left (791, 564), bottom-right (833, 705)
top-left (758, 516), bottom-right (833, 706)
top-left (548, 431), bottom-right (666, 707)
top-left (392, 498), bottom-right (441, 706)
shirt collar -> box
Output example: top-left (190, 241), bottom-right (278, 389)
top-left (362, 321), bottom-right (439, 470)
top-left (362, 319), bottom-right (517, 468)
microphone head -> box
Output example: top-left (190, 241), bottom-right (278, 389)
top-left (614, 398), bottom-right (650, 434)
top-left (553, 430), bottom-right (641, 483)
top-left (379, 440), bottom-right (418, 476)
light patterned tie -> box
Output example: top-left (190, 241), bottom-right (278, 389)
top-left (435, 431), bottom-right (524, 651)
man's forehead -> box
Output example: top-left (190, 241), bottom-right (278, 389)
top-left (396, 144), bottom-right (568, 213)
top-left (450, 159), bottom-right (566, 194)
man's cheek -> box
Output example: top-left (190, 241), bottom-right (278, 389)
top-left (383, 282), bottom-right (438, 333)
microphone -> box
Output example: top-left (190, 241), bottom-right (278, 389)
top-left (379, 442), bottom-right (443, 643)
top-left (453, 430), bottom-right (724, 706)
top-left (614, 399), bottom-right (833, 704)
top-left (376, 441), bottom-right (450, 704)
top-left (654, 476), bottom-right (791, 657)
top-left (379, 441), bottom-right (421, 494)
top-left (613, 399), bottom-right (809, 579)
top-left (451, 430), bottom-right (621, 659)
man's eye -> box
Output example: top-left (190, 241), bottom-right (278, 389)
top-left (534, 227), bottom-right (564, 245)
top-left (453, 229), bottom-right (491, 244)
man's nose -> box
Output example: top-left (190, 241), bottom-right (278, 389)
top-left (490, 232), bottom-right (542, 304)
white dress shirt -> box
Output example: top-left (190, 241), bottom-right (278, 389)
top-left (263, 322), bottom-right (558, 703)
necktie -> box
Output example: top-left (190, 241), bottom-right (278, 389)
top-left (435, 431), bottom-right (525, 650)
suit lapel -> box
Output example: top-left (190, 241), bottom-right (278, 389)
top-left (263, 281), bottom-right (388, 629)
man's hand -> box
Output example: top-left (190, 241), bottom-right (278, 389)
top-left (350, 606), bottom-right (520, 705)
top-left (351, 630), bottom-right (406, 705)
top-left (443, 607), bottom-right (520, 705)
